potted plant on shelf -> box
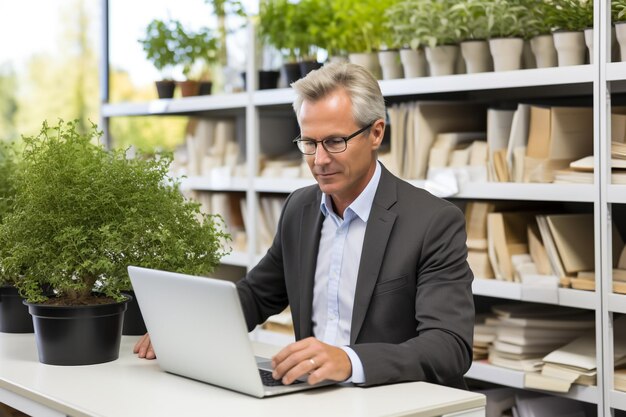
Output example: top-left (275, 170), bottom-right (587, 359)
top-left (411, 0), bottom-right (464, 76)
top-left (384, 0), bottom-right (427, 78)
top-left (139, 19), bottom-right (178, 99)
top-left (549, 0), bottom-right (593, 66)
top-left (0, 120), bottom-right (230, 365)
top-left (484, 0), bottom-right (529, 72)
top-left (450, 0), bottom-right (493, 73)
top-left (613, 0), bottom-right (626, 61)
top-left (0, 141), bottom-right (33, 334)
top-left (258, 0), bottom-right (302, 85)
top-left (173, 22), bottom-right (220, 97)
top-left (524, 0), bottom-right (559, 68)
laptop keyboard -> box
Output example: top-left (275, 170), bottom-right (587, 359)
top-left (259, 369), bottom-right (304, 386)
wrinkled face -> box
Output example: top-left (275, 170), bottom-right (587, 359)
top-left (298, 88), bottom-right (384, 209)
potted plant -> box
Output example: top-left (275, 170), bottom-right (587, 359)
top-left (484, 0), bottom-right (529, 72)
top-left (524, 0), bottom-right (559, 68)
top-left (613, 0), bottom-right (626, 61)
top-left (0, 120), bottom-right (230, 365)
top-left (549, 0), bottom-right (593, 66)
top-left (258, 0), bottom-right (302, 85)
top-left (411, 0), bottom-right (464, 76)
top-left (0, 141), bottom-right (33, 334)
top-left (450, 0), bottom-right (493, 73)
top-left (138, 19), bottom-right (178, 99)
top-left (172, 22), bottom-right (220, 97)
top-left (384, 0), bottom-right (427, 78)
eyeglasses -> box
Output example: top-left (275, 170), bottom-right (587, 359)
top-left (292, 123), bottom-right (374, 155)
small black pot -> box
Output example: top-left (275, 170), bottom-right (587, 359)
top-left (155, 80), bottom-right (175, 99)
top-left (281, 62), bottom-right (302, 86)
top-left (299, 61), bottom-right (322, 77)
top-left (241, 70), bottom-right (281, 90)
top-left (0, 286), bottom-right (33, 333)
top-left (198, 81), bottom-right (213, 95)
top-left (122, 290), bottom-right (146, 335)
top-left (26, 296), bottom-right (129, 365)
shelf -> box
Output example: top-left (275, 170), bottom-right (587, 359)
top-left (607, 62), bottom-right (626, 82)
top-left (380, 65), bottom-right (594, 97)
top-left (180, 176), bottom-right (249, 192)
top-left (101, 92), bottom-right (249, 117)
top-left (253, 88), bottom-right (296, 106)
top-left (423, 182), bottom-right (596, 202)
top-left (253, 177), bottom-right (316, 193)
top-left (221, 251), bottom-right (250, 267)
top-left (608, 293), bottom-right (626, 314)
top-left (610, 389), bottom-right (626, 411)
top-left (465, 361), bottom-right (599, 404)
top-left (472, 279), bottom-right (596, 310)
top-left (608, 185), bottom-right (626, 204)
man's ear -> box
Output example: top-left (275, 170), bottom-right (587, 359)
top-left (370, 119), bottom-right (385, 151)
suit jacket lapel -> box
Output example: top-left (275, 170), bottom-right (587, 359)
top-left (350, 166), bottom-right (398, 344)
top-left (297, 190), bottom-right (324, 339)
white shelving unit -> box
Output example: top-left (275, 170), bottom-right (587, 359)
top-left (99, 1), bottom-right (623, 414)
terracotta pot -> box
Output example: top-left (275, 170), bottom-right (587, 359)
top-left (177, 80), bottom-right (200, 97)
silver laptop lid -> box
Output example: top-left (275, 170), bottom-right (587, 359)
top-left (127, 266), bottom-right (266, 397)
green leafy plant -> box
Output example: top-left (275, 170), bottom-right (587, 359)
top-left (204, 0), bottom-right (247, 66)
top-left (484, 0), bottom-right (531, 39)
top-left (258, 0), bottom-right (300, 62)
top-left (0, 120), bottom-right (230, 304)
top-left (335, 0), bottom-right (396, 53)
top-left (0, 141), bottom-right (19, 286)
top-left (139, 18), bottom-right (219, 80)
top-left (523, 0), bottom-right (559, 38)
top-left (549, 0), bottom-right (594, 32)
top-left (408, 0), bottom-right (463, 49)
top-left (385, 0), bottom-right (423, 49)
top-left (138, 19), bottom-right (178, 78)
top-left (613, 0), bottom-right (626, 23)
top-left (450, 0), bottom-right (490, 41)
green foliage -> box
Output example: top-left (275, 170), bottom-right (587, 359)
top-left (334, 0), bottom-right (396, 53)
top-left (523, 0), bottom-right (559, 37)
top-left (0, 142), bottom-right (18, 225)
top-left (258, 0), bottom-right (300, 61)
top-left (613, 0), bottom-right (626, 22)
top-left (405, 0), bottom-right (463, 49)
top-left (484, 0), bottom-right (531, 38)
top-left (549, 0), bottom-right (594, 32)
top-left (0, 120), bottom-right (230, 303)
top-left (139, 19), bottom-right (219, 78)
top-left (385, 0), bottom-right (421, 49)
top-left (450, 0), bottom-right (490, 41)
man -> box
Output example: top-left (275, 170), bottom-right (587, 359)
top-left (135, 62), bottom-right (474, 389)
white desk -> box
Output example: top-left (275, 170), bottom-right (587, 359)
top-left (0, 334), bottom-right (485, 417)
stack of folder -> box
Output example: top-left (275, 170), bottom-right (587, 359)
top-left (487, 303), bottom-right (594, 373)
top-left (474, 314), bottom-right (498, 360)
top-left (194, 191), bottom-right (247, 252)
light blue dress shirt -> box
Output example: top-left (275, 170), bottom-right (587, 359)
top-left (312, 161), bottom-right (381, 384)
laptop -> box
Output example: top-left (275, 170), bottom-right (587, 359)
top-left (127, 266), bottom-right (335, 398)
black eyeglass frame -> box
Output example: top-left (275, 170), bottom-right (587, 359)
top-left (292, 122), bottom-right (374, 155)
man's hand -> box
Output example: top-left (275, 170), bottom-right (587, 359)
top-left (133, 333), bottom-right (156, 359)
top-left (271, 337), bottom-right (352, 385)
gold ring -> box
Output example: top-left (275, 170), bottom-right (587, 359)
top-left (309, 358), bottom-right (316, 368)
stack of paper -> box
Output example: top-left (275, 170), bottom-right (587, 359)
top-left (487, 211), bottom-right (538, 281)
top-left (474, 314), bottom-right (498, 360)
top-left (195, 191), bottom-right (247, 252)
top-left (488, 303), bottom-right (593, 373)
top-left (525, 316), bottom-right (626, 393)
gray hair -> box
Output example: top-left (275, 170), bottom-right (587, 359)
top-left (291, 62), bottom-right (386, 127)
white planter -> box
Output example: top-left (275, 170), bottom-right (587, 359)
top-left (530, 34), bottom-right (557, 68)
top-left (553, 31), bottom-right (586, 66)
top-left (488, 37), bottom-right (524, 72)
top-left (616, 23), bottom-right (626, 62)
top-left (400, 48), bottom-right (427, 78)
top-left (327, 55), bottom-right (349, 64)
top-left (522, 39), bottom-right (536, 69)
top-left (425, 45), bottom-right (459, 76)
top-left (348, 52), bottom-right (382, 79)
top-left (378, 50), bottom-right (404, 80)
top-left (584, 28), bottom-right (593, 64)
top-left (460, 40), bottom-right (492, 73)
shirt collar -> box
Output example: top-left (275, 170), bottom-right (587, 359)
top-left (319, 161), bottom-right (381, 222)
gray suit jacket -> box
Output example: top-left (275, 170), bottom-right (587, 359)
top-left (237, 164), bottom-right (474, 389)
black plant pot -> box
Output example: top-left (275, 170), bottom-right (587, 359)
top-left (122, 290), bottom-right (146, 335)
top-left (155, 80), bottom-right (175, 99)
top-left (198, 81), bottom-right (213, 95)
top-left (26, 296), bottom-right (129, 365)
top-left (299, 61), bottom-right (322, 77)
top-left (241, 70), bottom-right (281, 91)
top-left (0, 286), bottom-right (33, 333)
top-left (281, 62), bottom-right (302, 86)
